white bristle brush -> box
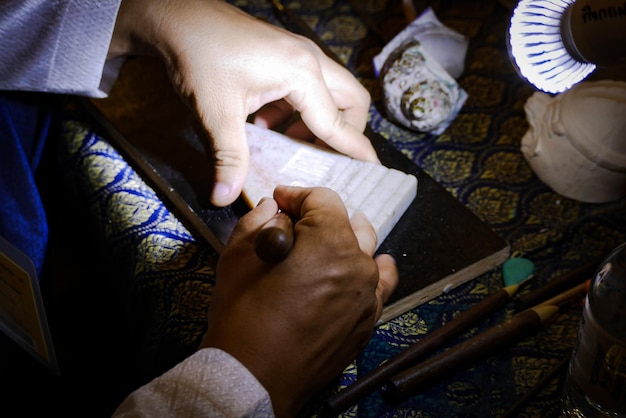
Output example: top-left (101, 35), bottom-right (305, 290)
top-left (509, 0), bottom-right (595, 93)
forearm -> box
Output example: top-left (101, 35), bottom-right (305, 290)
top-left (0, 0), bottom-right (122, 97)
top-left (107, 0), bottom-right (255, 72)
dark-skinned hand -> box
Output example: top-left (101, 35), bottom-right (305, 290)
top-left (200, 185), bottom-right (398, 417)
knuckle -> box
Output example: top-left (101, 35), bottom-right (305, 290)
top-left (213, 148), bottom-right (245, 168)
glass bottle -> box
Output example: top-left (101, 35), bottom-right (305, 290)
top-left (562, 242), bottom-right (626, 417)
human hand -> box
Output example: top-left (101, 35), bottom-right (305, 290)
top-left (199, 186), bottom-right (398, 417)
top-left (109, 0), bottom-right (378, 207)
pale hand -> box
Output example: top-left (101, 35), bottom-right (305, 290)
top-left (109, 0), bottom-right (378, 207)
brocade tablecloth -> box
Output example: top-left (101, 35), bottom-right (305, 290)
top-left (57, 1), bottom-right (626, 417)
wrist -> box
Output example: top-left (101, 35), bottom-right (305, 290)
top-left (200, 331), bottom-right (305, 418)
top-left (107, 0), bottom-right (172, 59)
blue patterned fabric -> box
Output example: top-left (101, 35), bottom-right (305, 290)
top-left (0, 93), bottom-right (52, 279)
top-left (59, 119), bottom-right (219, 380)
top-left (50, 1), bottom-right (626, 417)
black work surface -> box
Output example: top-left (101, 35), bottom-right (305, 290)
top-left (82, 56), bottom-right (509, 322)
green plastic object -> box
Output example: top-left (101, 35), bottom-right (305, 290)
top-left (502, 257), bottom-right (535, 286)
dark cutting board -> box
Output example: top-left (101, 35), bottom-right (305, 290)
top-left (81, 56), bottom-right (509, 323)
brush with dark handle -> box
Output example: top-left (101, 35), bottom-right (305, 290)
top-left (382, 305), bottom-right (558, 402)
top-left (255, 212), bottom-right (294, 263)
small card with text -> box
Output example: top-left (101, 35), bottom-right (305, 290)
top-left (0, 235), bottom-right (58, 374)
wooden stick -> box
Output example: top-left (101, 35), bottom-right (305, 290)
top-left (534, 280), bottom-right (590, 308)
top-left (383, 306), bottom-right (558, 402)
top-left (498, 281), bottom-right (590, 416)
top-left (255, 212), bottom-right (294, 263)
top-left (323, 284), bottom-right (520, 414)
top-left (325, 266), bottom-right (594, 412)
top-left (517, 258), bottom-right (600, 308)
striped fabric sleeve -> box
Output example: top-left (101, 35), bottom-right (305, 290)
top-left (0, 0), bottom-right (123, 98)
top-left (113, 348), bottom-right (275, 418)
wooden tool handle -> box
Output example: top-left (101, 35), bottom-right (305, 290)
top-left (324, 285), bottom-right (519, 414)
top-left (517, 259), bottom-right (600, 308)
top-left (254, 212), bottom-right (294, 263)
top-left (383, 306), bottom-right (558, 402)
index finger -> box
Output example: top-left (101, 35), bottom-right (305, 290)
top-left (374, 254), bottom-right (399, 321)
top-left (349, 211), bottom-right (378, 256)
top-left (351, 212), bottom-right (398, 321)
top-left (273, 185), bottom-right (350, 223)
top-left (284, 57), bottom-right (379, 163)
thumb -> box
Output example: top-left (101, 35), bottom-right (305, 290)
top-left (205, 118), bottom-right (250, 207)
top-left (350, 211), bottom-right (378, 256)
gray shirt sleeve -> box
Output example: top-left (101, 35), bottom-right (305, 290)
top-left (0, 0), bottom-right (123, 97)
top-left (112, 348), bottom-right (276, 418)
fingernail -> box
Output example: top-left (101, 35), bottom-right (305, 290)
top-left (212, 182), bottom-right (231, 202)
top-left (253, 117), bottom-right (269, 129)
top-left (353, 210), bottom-right (372, 223)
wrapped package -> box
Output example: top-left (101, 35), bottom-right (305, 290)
top-left (374, 8), bottom-right (468, 135)
top-left (522, 80), bottom-right (626, 203)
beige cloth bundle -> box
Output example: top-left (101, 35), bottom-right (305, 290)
top-left (522, 80), bottom-right (626, 203)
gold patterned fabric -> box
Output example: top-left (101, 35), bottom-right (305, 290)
top-left (59, 120), bottom-right (220, 381)
top-left (57, 1), bottom-right (626, 417)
